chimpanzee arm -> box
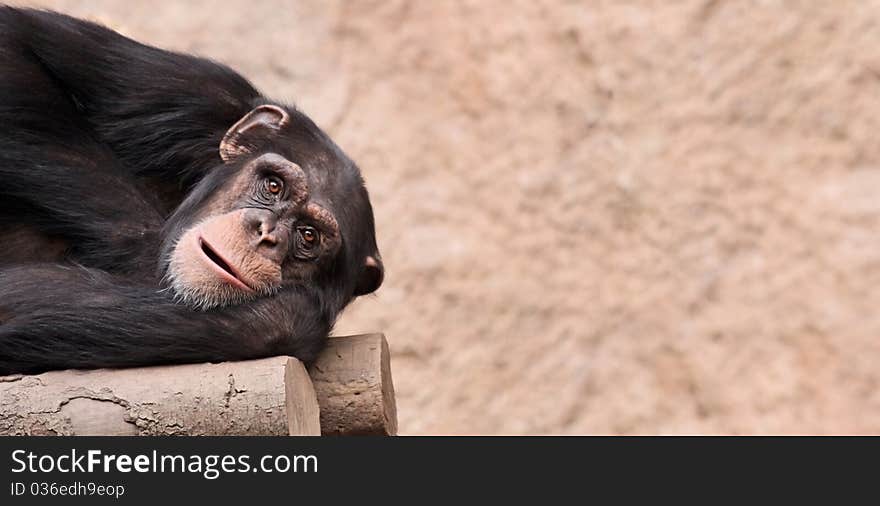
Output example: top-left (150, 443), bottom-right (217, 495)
top-left (0, 265), bottom-right (331, 375)
top-left (0, 140), bottom-right (165, 275)
top-left (0, 8), bottom-right (183, 274)
top-left (3, 7), bottom-right (260, 185)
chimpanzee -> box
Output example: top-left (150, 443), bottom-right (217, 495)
top-left (0, 7), bottom-right (383, 375)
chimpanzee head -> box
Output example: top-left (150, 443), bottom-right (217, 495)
top-left (159, 103), bottom-right (383, 311)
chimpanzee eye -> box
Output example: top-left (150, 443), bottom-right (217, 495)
top-left (263, 176), bottom-right (283, 196)
top-left (298, 226), bottom-right (319, 247)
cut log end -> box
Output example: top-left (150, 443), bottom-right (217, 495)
top-left (310, 333), bottom-right (398, 436)
top-left (284, 357), bottom-right (321, 435)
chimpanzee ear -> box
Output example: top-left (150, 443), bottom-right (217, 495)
top-left (220, 105), bottom-right (290, 162)
top-left (354, 255), bottom-right (384, 296)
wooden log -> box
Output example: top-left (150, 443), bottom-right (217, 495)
top-left (0, 334), bottom-right (397, 436)
top-left (309, 333), bottom-right (398, 435)
top-left (0, 356), bottom-right (320, 436)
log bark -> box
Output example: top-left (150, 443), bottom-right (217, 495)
top-left (310, 333), bottom-right (398, 435)
top-left (0, 356), bottom-right (320, 436)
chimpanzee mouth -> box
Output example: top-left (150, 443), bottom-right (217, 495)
top-left (198, 237), bottom-right (254, 293)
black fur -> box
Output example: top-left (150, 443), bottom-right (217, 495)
top-left (0, 7), bottom-right (381, 375)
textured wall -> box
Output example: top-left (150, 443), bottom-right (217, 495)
top-left (21, 0), bottom-right (880, 434)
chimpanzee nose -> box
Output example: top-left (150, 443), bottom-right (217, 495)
top-left (242, 209), bottom-right (288, 264)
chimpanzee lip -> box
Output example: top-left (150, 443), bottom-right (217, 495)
top-left (197, 236), bottom-right (255, 293)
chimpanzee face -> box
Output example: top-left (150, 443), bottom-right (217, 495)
top-left (160, 105), bottom-right (383, 310)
